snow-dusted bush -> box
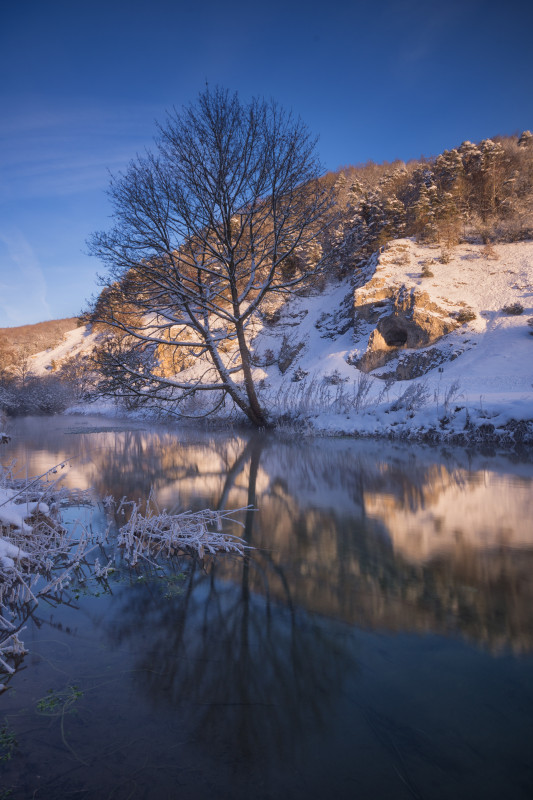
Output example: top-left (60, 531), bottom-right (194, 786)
top-left (0, 374), bottom-right (74, 417)
top-left (0, 464), bottom-right (94, 675)
top-left (454, 308), bottom-right (477, 324)
top-left (291, 366), bottom-right (309, 382)
top-left (502, 302), bottom-right (524, 316)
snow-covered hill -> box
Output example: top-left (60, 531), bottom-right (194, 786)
top-left (28, 325), bottom-right (101, 376)
top-left (23, 239), bottom-right (533, 446)
top-left (249, 238), bottom-right (533, 443)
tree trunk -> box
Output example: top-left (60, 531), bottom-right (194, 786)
top-left (234, 318), bottom-right (269, 428)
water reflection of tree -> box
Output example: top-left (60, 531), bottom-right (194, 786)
top-left (106, 568), bottom-right (357, 766)
top-left (105, 441), bottom-right (358, 767)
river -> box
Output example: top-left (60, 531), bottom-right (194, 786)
top-left (1, 415), bottom-right (533, 799)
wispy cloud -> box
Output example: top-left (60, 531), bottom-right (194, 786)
top-left (0, 101), bottom-right (161, 201)
top-left (0, 229), bottom-right (51, 326)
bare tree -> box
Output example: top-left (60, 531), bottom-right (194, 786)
top-left (10, 344), bottom-right (33, 388)
top-left (88, 87), bottom-right (333, 427)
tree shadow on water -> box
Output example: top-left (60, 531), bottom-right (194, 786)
top-left (104, 437), bottom-right (360, 773)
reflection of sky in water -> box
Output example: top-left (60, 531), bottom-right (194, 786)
top-left (2, 416), bottom-right (533, 798)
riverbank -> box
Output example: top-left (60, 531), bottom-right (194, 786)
top-left (4, 239), bottom-right (532, 450)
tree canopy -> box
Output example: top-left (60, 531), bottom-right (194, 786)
top-left (89, 87), bottom-right (333, 426)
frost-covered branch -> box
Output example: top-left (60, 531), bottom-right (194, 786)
top-left (0, 461), bottom-right (254, 679)
top-left (0, 464), bottom-right (95, 675)
top-left (115, 495), bottom-right (252, 566)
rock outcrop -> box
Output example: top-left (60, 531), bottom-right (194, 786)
top-left (354, 271), bottom-right (458, 375)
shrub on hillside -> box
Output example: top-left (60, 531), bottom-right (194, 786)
top-left (454, 308), bottom-right (477, 323)
top-left (502, 302), bottom-right (524, 316)
top-left (480, 243), bottom-right (499, 260)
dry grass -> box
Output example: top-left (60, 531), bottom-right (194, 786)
top-left (0, 318), bottom-right (79, 358)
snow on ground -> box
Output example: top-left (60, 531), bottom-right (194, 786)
top-left (250, 239), bottom-right (533, 442)
top-left (20, 239), bottom-right (533, 446)
top-left (0, 487), bottom-right (49, 534)
top-left (29, 325), bottom-right (100, 376)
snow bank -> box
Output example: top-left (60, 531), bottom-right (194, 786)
top-left (0, 486), bottom-right (50, 534)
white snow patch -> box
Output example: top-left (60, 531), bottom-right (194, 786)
top-left (29, 324), bottom-right (100, 376)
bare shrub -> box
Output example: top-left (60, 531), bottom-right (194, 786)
top-left (454, 308), bottom-right (477, 324)
top-left (390, 380), bottom-right (430, 412)
top-left (481, 243), bottom-right (499, 260)
top-left (271, 375), bottom-right (331, 418)
top-left (502, 302), bottom-right (524, 316)
top-left (115, 495), bottom-right (251, 566)
top-left (376, 376), bottom-right (396, 404)
top-left (270, 372), bottom-right (373, 419)
top-left (353, 373), bottom-right (374, 412)
top-left (56, 352), bottom-right (100, 400)
top-left (443, 379), bottom-right (462, 415)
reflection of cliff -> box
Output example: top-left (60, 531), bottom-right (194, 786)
top-left (363, 466), bottom-right (533, 561)
top-left (4, 416), bottom-right (533, 651)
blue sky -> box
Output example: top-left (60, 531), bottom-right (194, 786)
top-left (1, 0), bottom-right (532, 327)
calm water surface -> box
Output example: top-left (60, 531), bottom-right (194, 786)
top-left (1, 415), bottom-right (533, 799)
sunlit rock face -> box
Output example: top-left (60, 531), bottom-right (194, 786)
top-left (355, 285), bottom-right (456, 373)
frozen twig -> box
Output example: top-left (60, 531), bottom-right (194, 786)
top-left (0, 463), bottom-right (94, 675)
top-left (117, 501), bottom-right (253, 564)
